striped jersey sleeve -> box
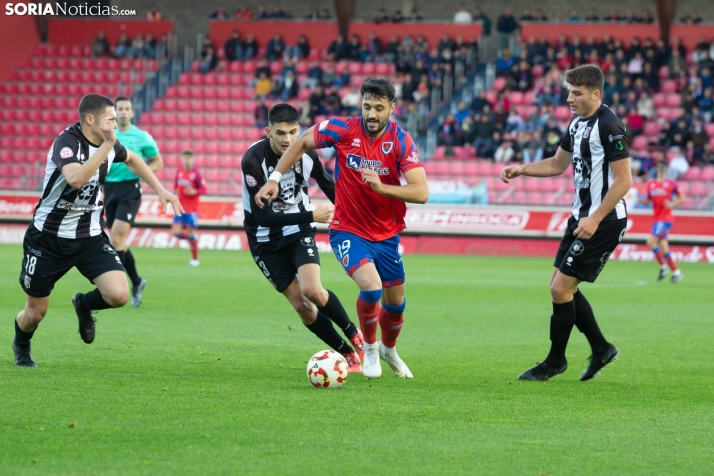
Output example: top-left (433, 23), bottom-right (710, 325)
top-left (313, 117), bottom-right (350, 148)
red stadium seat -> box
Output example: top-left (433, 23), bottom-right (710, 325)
top-left (701, 166), bottom-right (714, 181)
top-left (660, 80), bottom-right (677, 93)
top-left (652, 93), bottom-right (666, 107)
top-left (665, 94), bottom-right (681, 107)
top-left (508, 92), bottom-right (524, 105)
top-left (632, 136), bottom-right (649, 149)
top-left (492, 77), bottom-right (506, 91)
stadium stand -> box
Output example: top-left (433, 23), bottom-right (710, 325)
top-left (0, 44), bottom-right (158, 190)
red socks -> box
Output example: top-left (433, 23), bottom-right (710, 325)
top-left (379, 307), bottom-right (404, 348)
top-left (356, 296), bottom-right (380, 344)
top-left (664, 252), bottom-right (678, 272)
top-left (189, 238), bottom-right (198, 260)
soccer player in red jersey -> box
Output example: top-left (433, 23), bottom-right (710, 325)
top-left (172, 150), bottom-right (206, 267)
top-left (642, 161), bottom-right (685, 282)
top-left (256, 78), bottom-right (429, 379)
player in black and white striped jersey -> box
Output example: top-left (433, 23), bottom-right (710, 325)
top-left (241, 103), bottom-right (365, 373)
top-left (500, 65), bottom-right (633, 382)
top-left (12, 94), bottom-right (183, 367)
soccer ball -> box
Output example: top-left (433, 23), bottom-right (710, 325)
top-left (306, 350), bottom-right (349, 389)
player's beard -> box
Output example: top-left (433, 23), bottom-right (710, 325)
top-left (365, 118), bottom-right (385, 135)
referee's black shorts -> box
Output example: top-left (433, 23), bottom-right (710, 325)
top-left (554, 216), bottom-right (627, 283)
top-left (19, 225), bottom-right (125, 298)
top-left (104, 180), bottom-right (142, 228)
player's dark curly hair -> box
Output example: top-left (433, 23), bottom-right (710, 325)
top-left (360, 78), bottom-right (396, 103)
top-left (268, 103), bottom-right (300, 125)
top-left (115, 96), bottom-right (132, 104)
top-left (78, 94), bottom-right (114, 123)
top-left (565, 65), bottom-right (605, 93)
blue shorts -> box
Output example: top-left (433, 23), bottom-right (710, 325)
top-left (173, 212), bottom-right (199, 228)
top-left (651, 221), bottom-right (673, 239)
top-left (329, 230), bottom-right (405, 287)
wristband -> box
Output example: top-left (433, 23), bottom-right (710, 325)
top-left (269, 171), bottom-right (283, 183)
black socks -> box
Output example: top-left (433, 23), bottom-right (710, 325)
top-left (76, 288), bottom-right (112, 311)
top-left (545, 300), bottom-right (576, 368)
top-left (317, 290), bottom-right (358, 339)
top-left (119, 248), bottom-right (141, 287)
top-left (14, 320), bottom-right (35, 347)
top-left (573, 290), bottom-right (610, 355)
top-left (305, 311), bottom-right (355, 355)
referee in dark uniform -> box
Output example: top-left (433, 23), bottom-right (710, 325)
top-left (12, 94), bottom-right (183, 367)
top-left (500, 65), bottom-right (633, 381)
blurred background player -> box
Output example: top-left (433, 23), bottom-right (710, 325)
top-left (242, 103), bottom-right (364, 373)
top-left (172, 150), bottom-right (206, 267)
top-left (104, 96), bottom-right (164, 307)
top-left (642, 162), bottom-right (685, 283)
top-left (256, 79), bottom-right (429, 379)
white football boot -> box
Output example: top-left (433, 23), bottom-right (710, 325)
top-left (362, 342), bottom-right (382, 379)
top-left (379, 342), bottom-right (413, 378)
top-left (189, 259), bottom-right (200, 267)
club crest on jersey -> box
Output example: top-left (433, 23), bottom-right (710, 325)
top-left (24, 276), bottom-right (31, 289)
top-left (352, 138), bottom-right (361, 147)
top-left (103, 244), bottom-right (117, 255)
top-left (583, 127), bottom-right (592, 138)
top-left (381, 142), bottom-right (393, 154)
top-left (300, 236), bottom-right (314, 247)
top-left (294, 162), bottom-right (302, 175)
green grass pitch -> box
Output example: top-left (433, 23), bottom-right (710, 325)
top-left (1, 245), bottom-right (713, 475)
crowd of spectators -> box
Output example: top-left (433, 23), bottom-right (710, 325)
top-left (91, 30), bottom-right (169, 59)
top-left (439, 33), bottom-right (714, 177)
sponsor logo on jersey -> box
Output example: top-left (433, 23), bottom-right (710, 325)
top-left (352, 138), bottom-right (361, 147)
top-left (608, 134), bottom-right (623, 142)
top-left (571, 240), bottom-right (585, 256)
top-left (406, 150), bottom-right (420, 164)
top-left (318, 120), bottom-right (329, 131)
top-left (246, 174), bottom-right (257, 187)
top-left (60, 147), bottom-right (74, 159)
top-left (294, 162), bottom-right (301, 175)
top-left (28, 247), bottom-right (42, 257)
top-left (345, 153), bottom-right (390, 175)
top-left (381, 141), bottom-right (393, 154)
top-left (615, 140), bottom-right (624, 151)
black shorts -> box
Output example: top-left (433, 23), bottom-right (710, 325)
top-left (249, 233), bottom-right (321, 293)
top-left (104, 180), bottom-right (142, 227)
top-left (554, 216), bottom-right (627, 283)
top-left (19, 225), bottom-right (125, 298)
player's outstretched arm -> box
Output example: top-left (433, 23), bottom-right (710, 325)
top-left (255, 127), bottom-right (318, 208)
top-left (62, 116), bottom-right (117, 189)
top-left (125, 150), bottom-right (185, 216)
top-left (361, 167), bottom-right (429, 204)
top-left (574, 158), bottom-right (633, 239)
top-left (500, 147), bottom-right (571, 183)
top-left (667, 190), bottom-right (686, 209)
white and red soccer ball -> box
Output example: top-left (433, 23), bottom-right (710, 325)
top-left (306, 350), bottom-right (349, 389)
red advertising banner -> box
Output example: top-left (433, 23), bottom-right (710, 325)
top-left (1, 223), bottom-right (713, 263)
top-left (2, 193), bottom-right (713, 242)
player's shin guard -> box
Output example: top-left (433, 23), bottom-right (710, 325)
top-left (545, 300), bottom-right (576, 367)
top-left (305, 311), bottom-right (354, 355)
top-left (379, 299), bottom-right (405, 348)
top-left (357, 289), bottom-right (381, 344)
top-left (14, 319), bottom-right (35, 347)
top-left (652, 246), bottom-right (665, 266)
top-left (664, 251), bottom-right (678, 271)
top-left (188, 236), bottom-right (198, 260)
top-left (573, 290), bottom-right (610, 355)
top-left (318, 290), bottom-right (357, 339)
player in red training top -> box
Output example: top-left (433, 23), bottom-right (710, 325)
top-left (172, 150), bottom-right (206, 267)
top-left (256, 78), bottom-right (429, 379)
top-left (642, 161), bottom-right (685, 282)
